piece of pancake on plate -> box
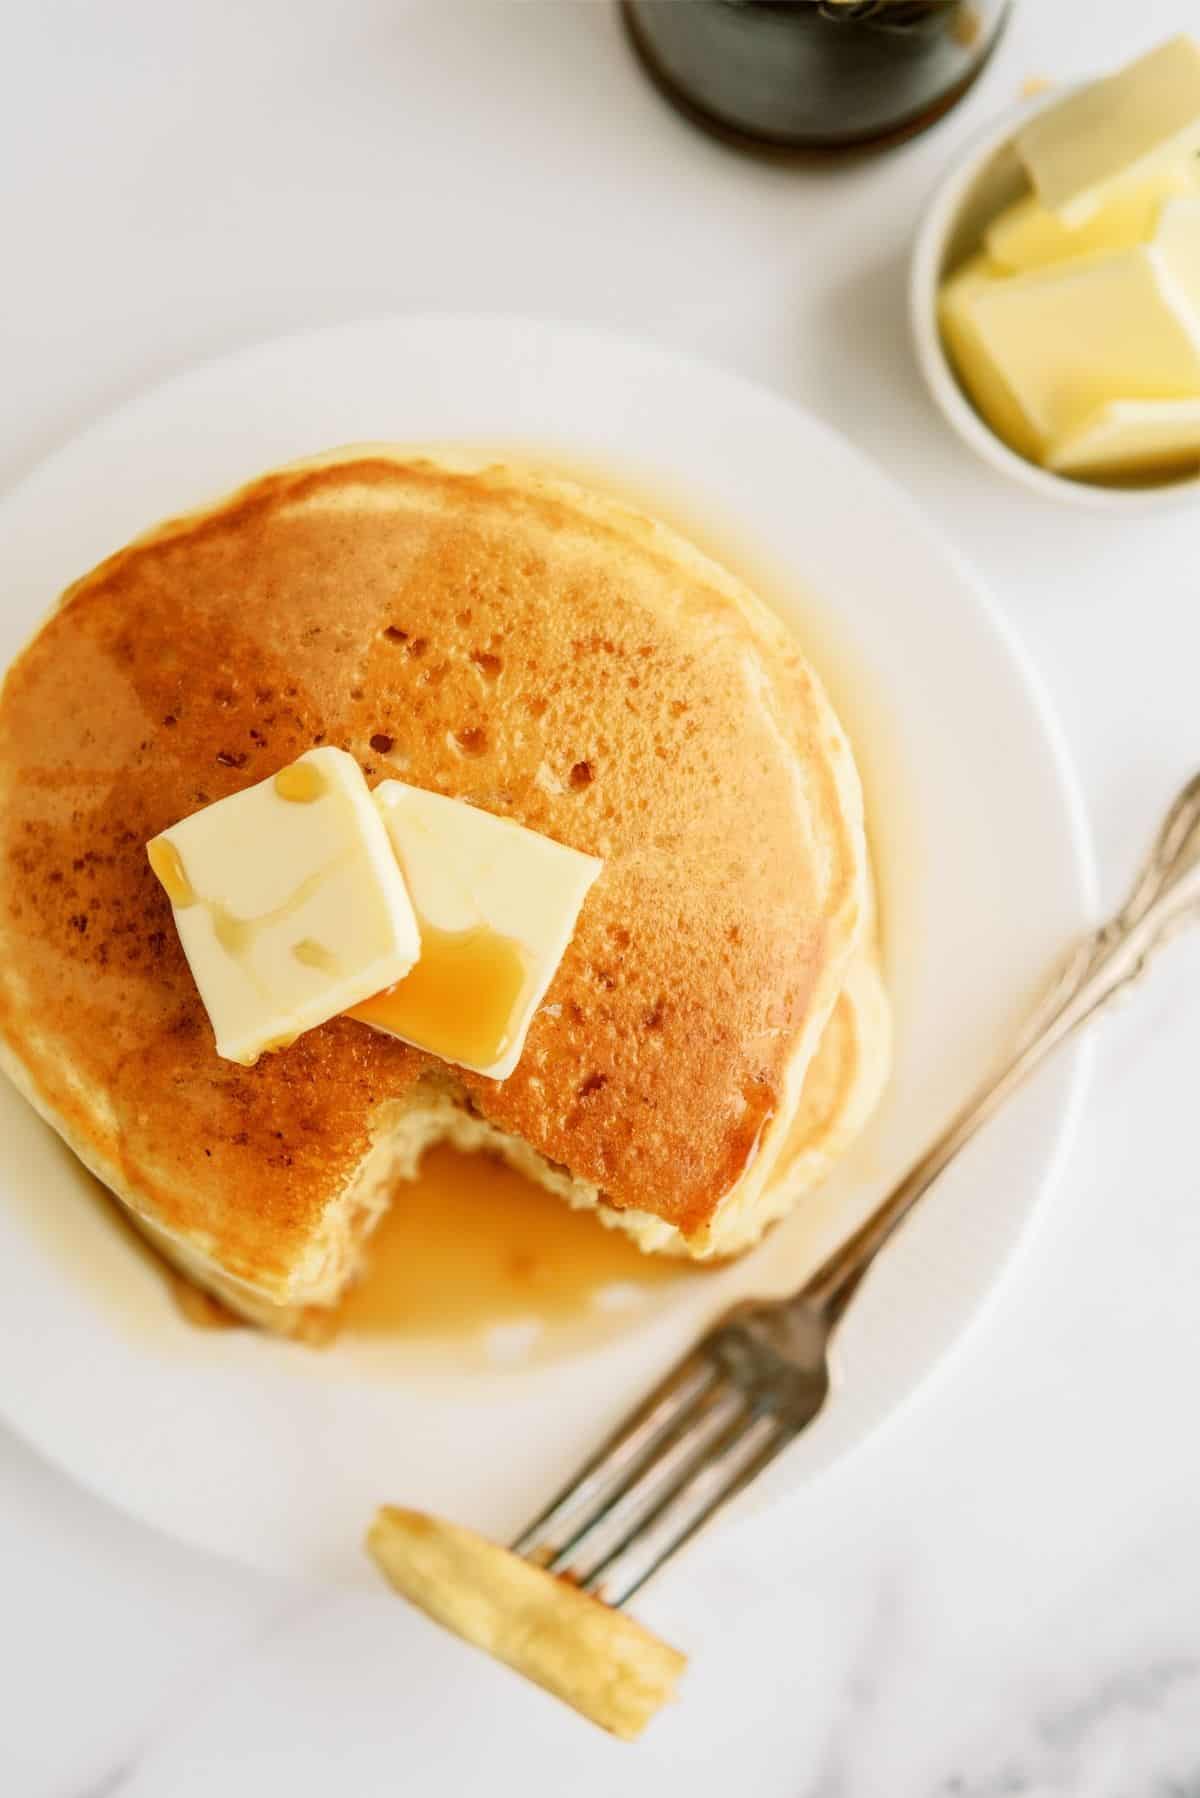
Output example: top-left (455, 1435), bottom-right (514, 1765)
top-left (0, 450), bottom-right (890, 1332)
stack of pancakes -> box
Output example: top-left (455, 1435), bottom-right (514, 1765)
top-left (0, 451), bottom-right (890, 1333)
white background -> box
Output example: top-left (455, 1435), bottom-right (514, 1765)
top-left (2, 3), bottom-right (1199, 1793)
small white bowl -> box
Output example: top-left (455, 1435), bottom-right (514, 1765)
top-left (909, 89), bottom-right (1200, 512)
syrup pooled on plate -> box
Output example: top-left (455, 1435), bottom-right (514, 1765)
top-left (339, 1145), bottom-right (684, 1353)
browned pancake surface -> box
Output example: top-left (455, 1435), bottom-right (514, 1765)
top-left (0, 455), bottom-right (862, 1290)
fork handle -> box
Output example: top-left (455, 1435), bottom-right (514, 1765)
top-left (802, 773), bottom-right (1200, 1318)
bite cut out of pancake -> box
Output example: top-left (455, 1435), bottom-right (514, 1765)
top-left (0, 449), bottom-right (888, 1322)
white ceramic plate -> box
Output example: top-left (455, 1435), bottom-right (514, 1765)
top-left (0, 317), bottom-right (1093, 1583)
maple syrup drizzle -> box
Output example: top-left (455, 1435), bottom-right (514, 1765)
top-left (149, 838), bottom-right (343, 970)
top-left (273, 761), bottom-right (328, 803)
top-left (146, 837), bottom-right (194, 907)
top-left (350, 920), bottom-right (531, 1069)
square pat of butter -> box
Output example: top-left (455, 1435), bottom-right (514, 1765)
top-left (1016, 35), bottom-right (1200, 227)
top-left (945, 241), bottom-right (1200, 461)
top-left (147, 748), bottom-right (420, 1066)
top-left (1047, 396), bottom-right (1200, 479)
top-left (352, 782), bottom-right (603, 1080)
top-left (984, 164), bottom-right (1196, 274)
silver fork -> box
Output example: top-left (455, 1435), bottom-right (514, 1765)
top-left (513, 774), bottom-right (1200, 1606)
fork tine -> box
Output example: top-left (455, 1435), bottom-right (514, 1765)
top-left (584, 1411), bottom-right (789, 1607)
top-left (510, 1352), bottom-right (718, 1562)
top-left (545, 1379), bottom-right (747, 1582)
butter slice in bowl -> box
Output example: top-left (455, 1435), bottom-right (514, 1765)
top-left (939, 209), bottom-right (1200, 467)
top-left (1047, 395), bottom-right (1200, 480)
top-left (1014, 35), bottom-right (1200, 227)
top-left (983, 163), bottom-right (1195, 273)
top-left (351, 782), bottom-right (602, 1080)
top-left (147, 747), bottom-right (420, 1066)
top-left (931, 34), bottom-right (1200, 493)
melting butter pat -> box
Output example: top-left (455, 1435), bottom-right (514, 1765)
top-left (1015, 36), bottom-right (1200, 227)
top-left (147, 748), bottom-right (420, 1066)
top-left (940, 207), bottom-right (1200, 464)
top-left (350, 783), bottom-right (602, 1080)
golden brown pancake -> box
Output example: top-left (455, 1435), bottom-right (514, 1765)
top-left (0, 450), bottom-right (885, 1318)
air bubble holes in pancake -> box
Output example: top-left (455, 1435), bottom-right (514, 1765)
top-left (470, 650), bottom-right (502, 682)
top-left (452, 727), bottom-right (488, 759)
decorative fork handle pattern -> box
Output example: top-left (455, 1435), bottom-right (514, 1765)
top-left (803, 773), bottom-right (1200, 1317)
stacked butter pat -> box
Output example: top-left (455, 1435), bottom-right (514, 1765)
top-left (939, 35), bottom-right (1200, 481)
top-left (148, 748), bottom-right (601, 1078)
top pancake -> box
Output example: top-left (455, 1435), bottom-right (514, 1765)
top-left (0, 451), bottom-right (868, 1297)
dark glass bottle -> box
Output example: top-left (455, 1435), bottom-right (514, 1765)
top-left (623, 0), bottom-right (1013, 151)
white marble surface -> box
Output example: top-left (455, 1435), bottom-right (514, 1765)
top-left (2, 2), bottom-right (1199, 1792)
